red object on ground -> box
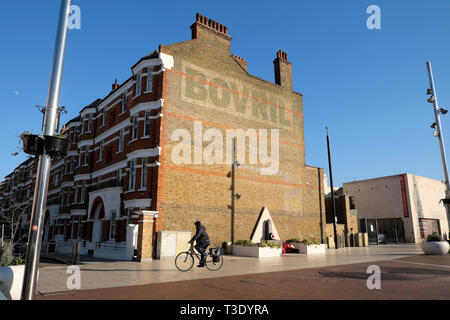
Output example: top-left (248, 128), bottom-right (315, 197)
top-left (283, 241), bottom-right (299, 254)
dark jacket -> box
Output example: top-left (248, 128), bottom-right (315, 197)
top-left (190, 225), bottom-right (211, 245)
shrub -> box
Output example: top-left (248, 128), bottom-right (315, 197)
top-left (301, 238), bottom-right (321, 246)
top-left (259, 240), bottom-right (282, 248)
top-left (0, 242), bottom-right (14, 267)
top-left (426, 232), bottom-right (442, 242)
top-left (286, 238), bottom-right (320, 245)
top-left (12, 258), bottom-right (25, 266)
top-left (234, 240), bottom-right (257, 247)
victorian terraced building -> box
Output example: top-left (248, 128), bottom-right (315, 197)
top-left (0, 14), bottom-right (326, 261)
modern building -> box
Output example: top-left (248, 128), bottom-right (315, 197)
top-left (343, 174), bottom-right (449, 244)
top-left (0, 13), bottom-right (326, 260)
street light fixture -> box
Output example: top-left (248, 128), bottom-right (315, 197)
top-left (440, 108), bottom-right (448, 115)
top-left (431, 122), bottom-right (437, 129)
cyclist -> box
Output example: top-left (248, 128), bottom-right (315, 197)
top-left (188, 221), bottom-right (211, 268)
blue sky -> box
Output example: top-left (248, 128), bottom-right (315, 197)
top-left (1, 0), bottom-right (450, 187)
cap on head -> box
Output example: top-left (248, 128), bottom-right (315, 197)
top-left (194, 221), bottom-right (201, 227)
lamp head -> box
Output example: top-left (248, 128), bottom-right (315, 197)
top-left (427, 97), bottom-right (436, 104)
top-left (440, 108), bottom-right (448, 115)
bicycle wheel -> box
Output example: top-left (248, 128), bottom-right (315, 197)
top-left (175, 251), bottom-right (194, 272)
top-left (205, 254), bottom-right (223, 271)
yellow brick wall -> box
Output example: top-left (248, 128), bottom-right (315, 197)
top-left (155, 31), bottom-right (325, 247)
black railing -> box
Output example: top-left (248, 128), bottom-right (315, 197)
top-left (95, 241), bottom-right (127, 251)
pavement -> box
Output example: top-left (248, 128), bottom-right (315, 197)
top-left (36, 254), bottom-right (450, 300)
top-left (33, 243), bottom-right (450, 300)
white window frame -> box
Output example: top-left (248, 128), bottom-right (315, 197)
top-left (131, 116), bottom-right (138, 141)
top-left (144, 112), bottom-right (151, 137)
top-left (121, 93), bottom-right (127, 114)
top-left (84, 147), bottom-right (89, 165)
top-left (129, 160), bottom-right (136, 191)
top-left (61, 189), bottom-right (66, 206)
top-left (146, 68), bottom-right (153, 93)
top-left (87, 114), bottom-right (93, 133)
top-left (99, 140), bottom-right (104, 161)
top-left (141, 158), bottom-right (148, 189)
top-left (73, 187), bottom-right (78, 205)
top-left (80, 181), bottom-right (85, 203)
top-left (102, 108), bottom-right (106, 127)
top-left (135, 75), bottom-right (142, 97)
top-left (66, 188), bottom-right (71, 206)
top-left (118, 128), bottom-right (124, 152)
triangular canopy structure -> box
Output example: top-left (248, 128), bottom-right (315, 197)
top-left (249, 207), bottom-right (280, 243)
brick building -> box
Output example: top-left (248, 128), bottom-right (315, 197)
top-left (0, 13), bottom-right (326, 260)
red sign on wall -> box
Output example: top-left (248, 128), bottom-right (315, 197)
top-left (400, 175), bottom-right (409, 218)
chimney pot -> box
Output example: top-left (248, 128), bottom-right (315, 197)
top-left (112, 78), bottom-right (119, 90)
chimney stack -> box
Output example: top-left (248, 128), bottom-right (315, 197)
top-left (273, 50), bottom-right (292, 90)
top-left (190, 13), bottom-right (232, 54)
top-left (232, 54), bottom-right (247, 71)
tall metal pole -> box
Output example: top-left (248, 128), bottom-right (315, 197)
top-left (230, 138), bottom-right (236, 244)
top-left (326, 127), bottom-right (339, 249)
top-left (426, 61), bottom-right (450, 230)
top-left (22, 0), bottom-right (71, 300)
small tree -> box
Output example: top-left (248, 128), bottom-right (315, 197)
top-left (0, 196), bottom-right (31, 243)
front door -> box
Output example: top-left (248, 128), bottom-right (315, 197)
top-left (366, 219), bottom-right (378, 245)
top-left (394, 219), bottom-right (406, 243)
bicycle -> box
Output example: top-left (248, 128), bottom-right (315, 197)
top-left (175, 243), bottom-right (224, 272)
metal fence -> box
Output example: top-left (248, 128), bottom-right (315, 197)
top-left (95, 241), bottom-right (127, 251)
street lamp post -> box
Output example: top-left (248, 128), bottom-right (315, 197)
top-left (326, 127), bottom-right (339, 249)
top-left (231, 138), bottom-right (236, 244)
top-left (426, 61), bottom-right (450, 232)
top-left (228, 138), bottom-right (241, 245)
top-left (21, 0), bottom-right (72, 300)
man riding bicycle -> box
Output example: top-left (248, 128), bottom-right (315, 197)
top-left (188, 221), bottom-right (211, 268)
